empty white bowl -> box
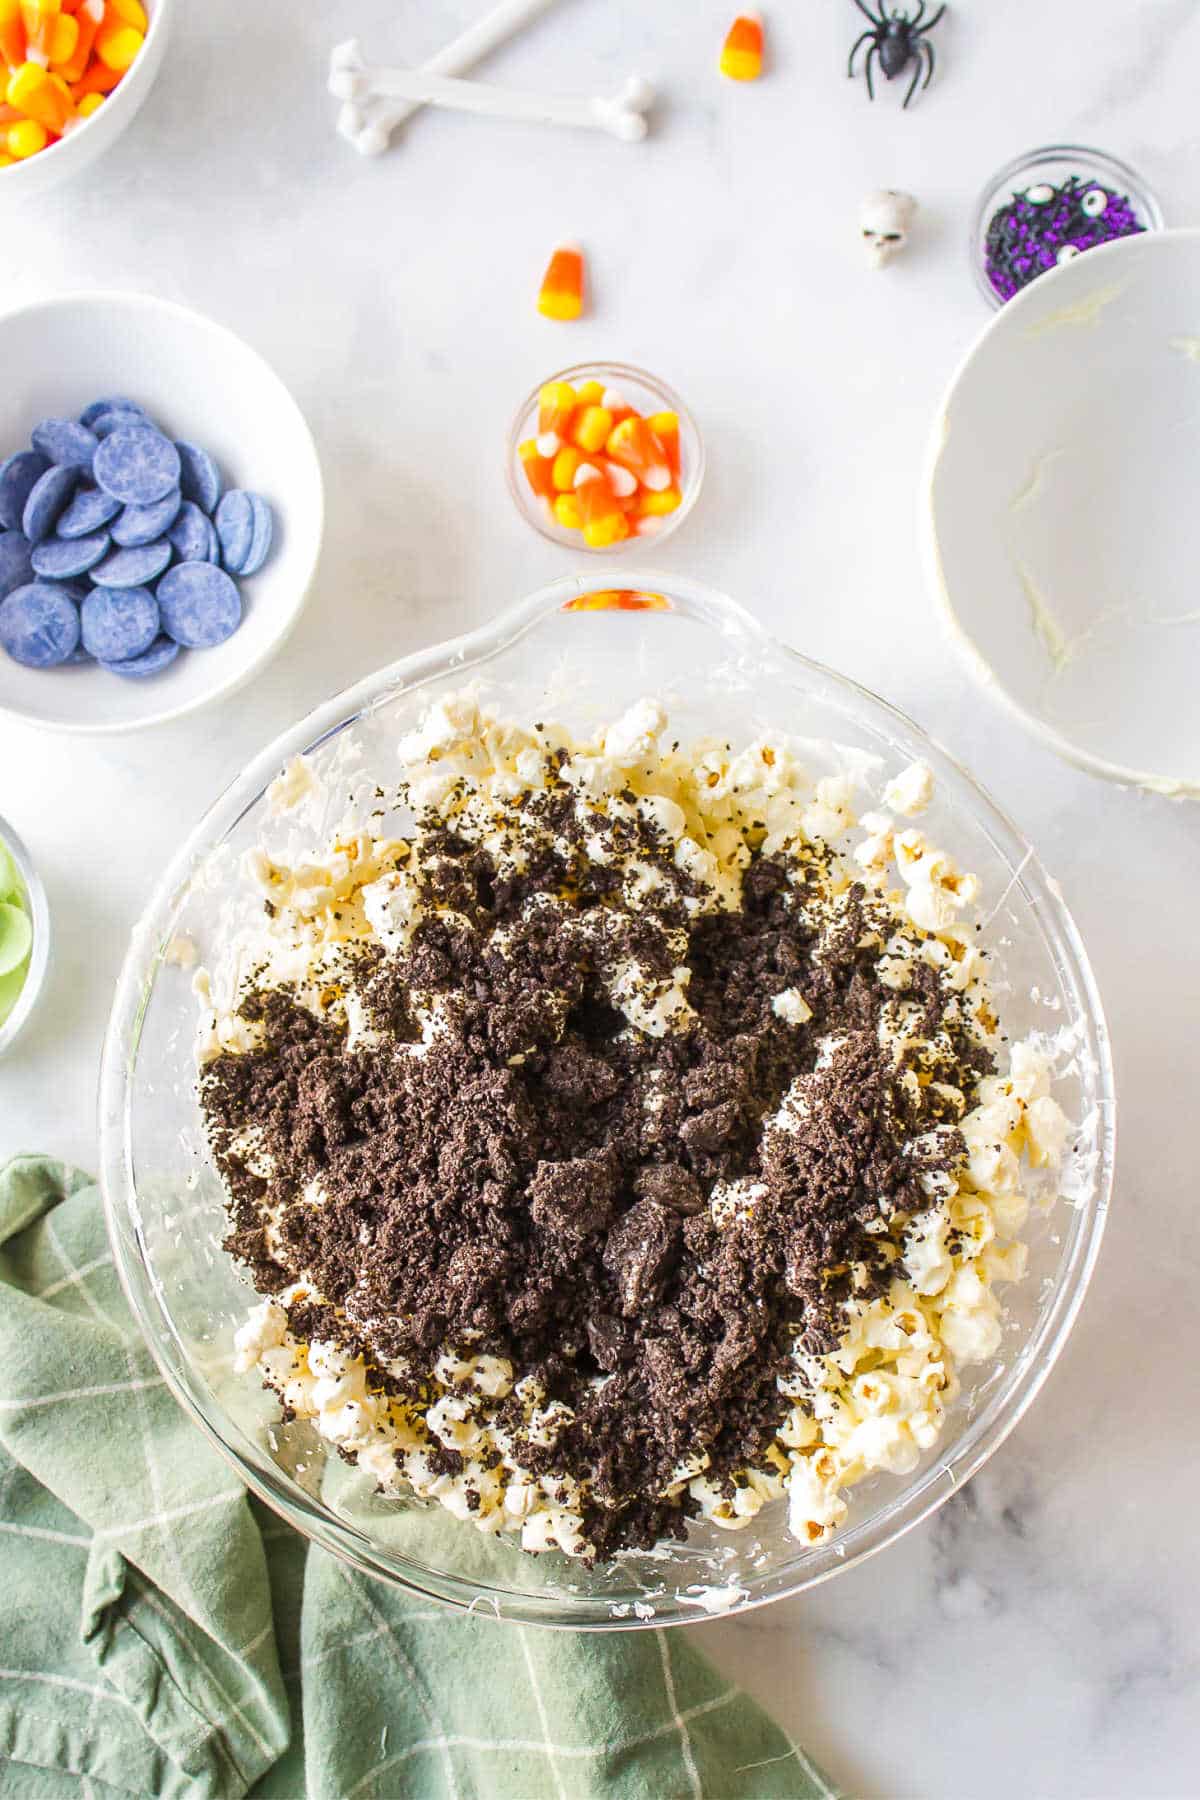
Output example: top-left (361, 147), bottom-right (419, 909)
top-left (0, 291), bottom-right (324, 733)
top-left (924, 227), bottom-right (1200, 797)
top-left (0, 0), bottom-right (173, 202)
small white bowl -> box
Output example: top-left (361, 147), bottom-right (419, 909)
top-left (0, 0), bottom-right (173, 203)
top-left (0, 291), bottom-right (324, 734)
top-left (923, 227), bottom-right (1200, 797)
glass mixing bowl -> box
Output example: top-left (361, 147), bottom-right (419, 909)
top-left (99, 575), bottom-right (1115, 1629)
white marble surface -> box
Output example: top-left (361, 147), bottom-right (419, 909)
top-left (2, 1), bottom-right (1199, 1793)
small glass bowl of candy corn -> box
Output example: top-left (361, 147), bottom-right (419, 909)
top-left (507, 362), bottom-right (704, 552)
top-left (1, 0), bottom-right (170, 197)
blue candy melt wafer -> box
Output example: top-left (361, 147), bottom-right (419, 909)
top-left (94, 427), bottom-right (181, 506)
top-left (89, 409), bottom-right (152, 440)
top-left (0, 451), bottom-right (49, 532)
top-left (216, 489), bottom-right (273, 575)
top-left (90, 540), bottom-right (172, 587)
top-left (175, 441), bottom-right (221, 515)
top-left (110, 489), bottom-right (181, 547)
top-left (80, 586), bottom-right (160, 662)
top-left (31, 419), bottom-right (100, 471)
top-left (168, 500), bottom-right (219, 564)
top-left (0, 582), bottom-right (82, 667)
top-left (56, 485), bottom-right (122, 538)
top-left (80, 396), bottom-right (148, 429)
top-left (22, 465), bottom-right (79, 543)
top-left (101, 633), bottom-right (181, 679)
top-left (158, 561), bottom-right (242, 648)
top-left (0, 531), bottom-right (34, 599)
top-left (31, 532), bottom-right (111, 579)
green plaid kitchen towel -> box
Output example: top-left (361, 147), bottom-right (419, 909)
top-left (0, 1158), bottom-right (837, 1800)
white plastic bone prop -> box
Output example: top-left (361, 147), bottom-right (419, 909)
top-left (331, 0), bottom-right (562, 156)
top-left (330, 42), bottom-right (654, 151)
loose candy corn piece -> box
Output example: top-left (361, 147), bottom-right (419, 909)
top-left (537, 241), bottom-right (585, 321)
top-left (551, 445), bottom-right (582, 492)
top-left (646, 410), bottom-right (680, 478)
top-left (572, 405), bottom-right (612, 454)
top-left (720, 11), bottom-right (764, 81)
top-left (574, 463), bottom-right (629, 549)
top-left (106, 0), bottom-right (145, 25)
top-left (536, 380), bottom-right (577, 456)
top-left (553, 493), bottom-right (583, 531)
top-left (575, 379), bottom-right (605, 407)
top-left (74, 85), bottom-right (99, 112)
top-left (606, 415), bottom-right (671, 491)
top-left (95, 18), bottom-right (139, 68)
top-left (518, 438), bottom-right (555, 501)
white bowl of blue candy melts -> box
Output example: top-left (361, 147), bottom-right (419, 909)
top-left (0, 291), bottom-right (323, 733)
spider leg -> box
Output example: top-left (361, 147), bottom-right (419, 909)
top-left (910, 37), bottom-right (935, 104)
top-left (853, 0), bottom-right (885, 29)
top-left (911, 0), bottom-right (926, 26)
top-left (914, 4), bottom-right (945, 33)
top-left (848, 29), bottom-right (873, 75)
top-left (863, 39), bottom-right (878, 100)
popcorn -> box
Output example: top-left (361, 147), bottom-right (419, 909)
top-left (215, 693), bottom-right (1072, 1566)
top-left (883, 761), bottom-right (934, 818)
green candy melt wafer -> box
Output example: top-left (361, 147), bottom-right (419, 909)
top-left (0, 900), bottom-right (32, 980)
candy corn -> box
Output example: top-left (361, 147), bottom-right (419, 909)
top-left (0, 0), bottom-right (143, 166)
top-left (646, 410), bottom-right (680, 479)
top-left (536, 379), bottom-right (578, 456)
top-left (7, 60), bottom-right (73, 131)
top-left (537, 241), bottom-right (585, 321)
top-left (574, 463), bottom-right (630, 549)
top-left (518, 369), bottom-right (689, 547)
top-left (59, 0), bottom-right (101, 81)
top-left (720, 11), bottom-right (764, 81)
top-left (606, 415), bottom-right (671, 491)
top-left (518, 438), bottom-right (555, 501)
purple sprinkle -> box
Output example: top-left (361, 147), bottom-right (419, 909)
top-left (983, 173), bottom-right (1148, 301)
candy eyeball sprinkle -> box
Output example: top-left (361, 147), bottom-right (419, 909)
top-left (1056, 243), bottom-right (1081, 263)
top-left (1025, 183), bottom-right (1056, 204)
top-left (1081, 188), bottom-right (1108, 217)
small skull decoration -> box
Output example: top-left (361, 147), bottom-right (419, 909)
top-left (860, 189), bottom-right (918, 268)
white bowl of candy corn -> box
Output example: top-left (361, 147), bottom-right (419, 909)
top-left (0, 0), bottom-right (171, 200)
top-left (507, 362), bottom-right (704, 551)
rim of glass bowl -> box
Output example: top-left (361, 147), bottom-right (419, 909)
top-left (0, 812), bottom-right (51, 1057)
top-left (970, 143), bottom-right (1165, 310)
top-left (504, 362), bottom-right (705, 551)
top-left (99, 572), bottom-right (1115, 1630)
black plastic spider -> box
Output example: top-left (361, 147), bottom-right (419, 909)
top-left (848, 0), bottom-right (946, 108)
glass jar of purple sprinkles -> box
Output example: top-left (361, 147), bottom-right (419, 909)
top-left (972, 145), bottom-right (1163, 308)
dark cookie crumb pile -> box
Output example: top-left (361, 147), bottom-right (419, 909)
top-left (203, 765), bottom-right (990, 1560)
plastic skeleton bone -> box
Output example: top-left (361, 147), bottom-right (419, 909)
top-left (330, 43), bottom-right (654, 148)
top-left (331, 0), bottom-right (562, 156)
